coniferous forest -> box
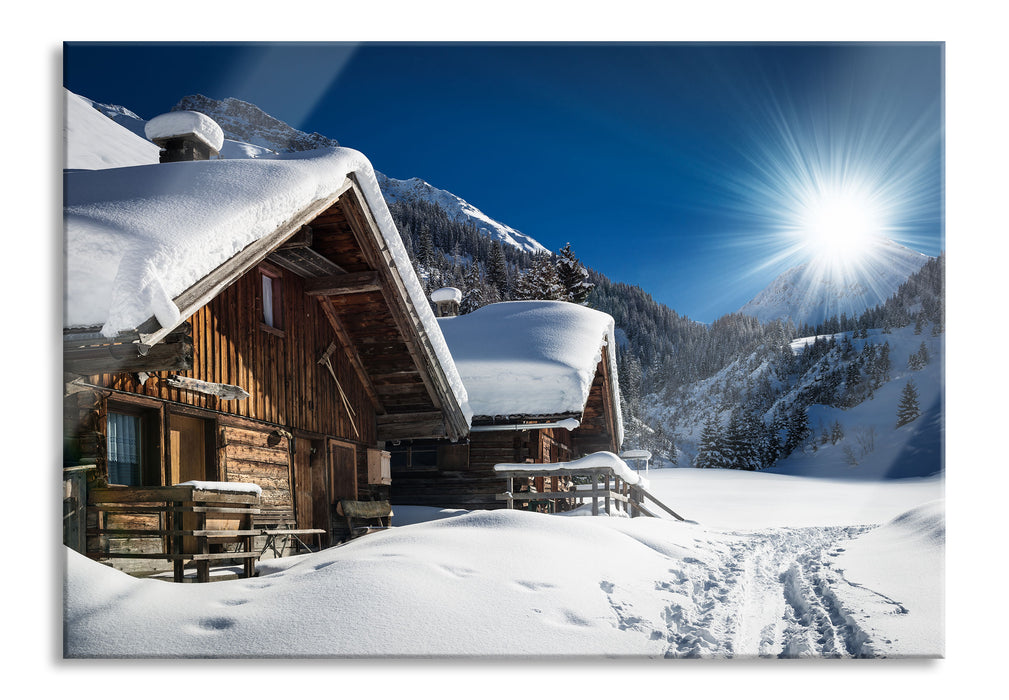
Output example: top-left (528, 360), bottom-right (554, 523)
top-left (387, 195), bottom-right (944, 471)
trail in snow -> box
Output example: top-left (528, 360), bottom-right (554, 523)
top-left (611, 524), bottom-right (889, 658)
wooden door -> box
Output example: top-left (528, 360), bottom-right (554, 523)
top-left (328, 440), bottom-right (357, 506)
top-left (169, 413), bottom-right (211, 554)
top-left (311, 440), bottom-right (330, 544)
top-left (169, 413), bottom-right (209, 484)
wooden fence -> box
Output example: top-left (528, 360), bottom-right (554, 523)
top-left (494, 465), bottom-right (685, 520)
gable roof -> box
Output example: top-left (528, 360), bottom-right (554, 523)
top-left (436, 300), bottom-right (622, 444)
top-left (63, 146), bottom-right (472, 438)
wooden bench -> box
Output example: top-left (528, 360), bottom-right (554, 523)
top-left (254, 509), bottom-right (326, 558)
top-left (337, 500), bottom-right (393, 539)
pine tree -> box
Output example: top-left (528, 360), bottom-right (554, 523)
top-left (694, 418), bottom-right (725, 469)
top-left (555, 243), bottom-right (594, 304)
top-left (783, 405), bottom-right (811, 456)
top-left (830, 420), bottom-right (845, 444)
top-left (417, 224), bottom-right (435, 268)
top-left (513, 253), bottom-right (564, 301)
top-left (909, 341), bottom-right (930, 370)
top-left (487, 241), bottom-right (509, 298)
top-left (897, 380), bottom-right (921, 427)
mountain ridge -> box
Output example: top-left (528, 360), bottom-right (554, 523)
top-left (736, 238), bottom-right (931, 327)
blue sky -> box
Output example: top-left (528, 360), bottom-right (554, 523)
top-left (64, 42), bottom-right (943, 323)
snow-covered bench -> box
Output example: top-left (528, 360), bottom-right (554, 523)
top-left (337, 500), bottom-right (393, 539)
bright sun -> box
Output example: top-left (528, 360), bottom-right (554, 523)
top-left (794, 187), bottom-right (885, 265)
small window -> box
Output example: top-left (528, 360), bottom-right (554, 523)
top-left (259, 264), bottom-right (283, 331)
top-left (107, 412), bottom-right (143, 486)
top-left (388, 440), bottom-right (440, 471)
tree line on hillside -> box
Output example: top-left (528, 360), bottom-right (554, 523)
top-left (387, 195), bottom-right (943, 469)
top-left (795, 253), bottom-right (945, 339)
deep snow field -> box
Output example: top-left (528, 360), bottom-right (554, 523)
top-left (64, 466), bottom-right (943, 662)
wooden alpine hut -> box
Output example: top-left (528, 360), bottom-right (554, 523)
top-left (63, 112), bottom-right (472, 577)
top-left (389, 297), bottom-right (624, 511)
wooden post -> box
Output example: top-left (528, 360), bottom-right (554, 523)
top-left (506, 476), bottom-right (514, 510)
top-left (171, 499), bottom-right (184, 582)
top-left (196, 508), bottom-right (209, 583)
top-left (603, 473), bottom-right (611, 515)
top-left (591, 473), bottom-right (599, 516)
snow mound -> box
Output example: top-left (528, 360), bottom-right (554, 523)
top-left (145, 110), bottom-right (225, 152)
top-left (827, 500), bottom-right (944, 656)
top-left (64, 89), bottom-right (160, 170)
top-left (438, 301), bottom-right (620, 436)
top-left (884, 499), bottom-right (945, 545)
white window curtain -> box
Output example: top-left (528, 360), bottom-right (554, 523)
top-left (262, 274), bottom-right (274, 327)
top-left (107, 412), bottom-right (142, 485)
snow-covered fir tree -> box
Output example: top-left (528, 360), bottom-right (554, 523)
top-left (555, 242), bottom-right (594, 304)
top-left (897, 380), bottom-right (921, 427)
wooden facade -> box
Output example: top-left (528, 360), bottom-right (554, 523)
top-left (64, 175), bottom-right (468, 572)
top-left (391, 345), bottom-right (622, 511)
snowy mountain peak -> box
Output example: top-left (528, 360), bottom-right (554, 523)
top-left (172, 94), bottom-right (339, 153)
top-left (737, 238), bottom-right (931, 326)
top-left (377, 172), bottom-right (549, 255)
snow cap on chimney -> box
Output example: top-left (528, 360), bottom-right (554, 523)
top-left (431, 287), bottom-right (462, 317)
top-left (145, 110), bottom-right (224, 162)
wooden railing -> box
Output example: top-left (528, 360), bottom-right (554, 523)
top-left (494, 465), bottom-right (685, 520)
top-left (86, 484), bottom-right (261, 583)
top-left (63, 464), bottom-right (95, 554)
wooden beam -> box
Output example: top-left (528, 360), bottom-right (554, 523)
top-left (304, 271), bottom-right (381, 297)
top-left (278, 225), bottom-right (313, 249)
top-left (318, 298), bottom-right (384, 413)
top-left (63, 338), bottom-right (193, 375)
top-left (376, 410), bottom-right (445, 425)
top-left (377, 420), bottom-right (447, 441)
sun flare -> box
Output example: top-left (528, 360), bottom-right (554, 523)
top-left (794, 186), bottom-right (885, 265)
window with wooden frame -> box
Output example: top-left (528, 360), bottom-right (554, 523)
top-left (105, 402), bottom-right (160, 487)
top-left (258, 262), bottom-right (284, 334)
top-left (388, 439), bottom-right (443, 471)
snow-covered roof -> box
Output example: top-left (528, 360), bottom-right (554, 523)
top-left (145, 110), bottom-right (225, 152)
top-left (430, 287), bottom-right (462, 304)
top-left (63, 146), bottom-right (472, 422)
top-left (437, 300), bottom-right (622, 441)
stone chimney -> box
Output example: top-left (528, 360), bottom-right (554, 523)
top-left (145, 110), bottom-right (224, 163)
top-left (431, 287), bottom-right (462, 317)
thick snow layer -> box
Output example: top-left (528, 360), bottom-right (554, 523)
top-left (145, 110), bottom-right (225, 152)
top-left (430, 286), bottom-right (462, 303)
top-left (63, 468), bottom-right (942, 659)
top-left (438, 300), bottom-right (620, 440)
top-left (828, 500), bottom-right (944, 656)
top-left (178, 480), bottom-right (262, 496)
top-left (495, 450), bottom-right (647, 486)
top-left (63, 146), bottom-right (471, 420)
top-left (64, 90), bottom-right (160, 170)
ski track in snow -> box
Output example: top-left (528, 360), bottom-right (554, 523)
top-left (602, 524), bottom-right (893, 658)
